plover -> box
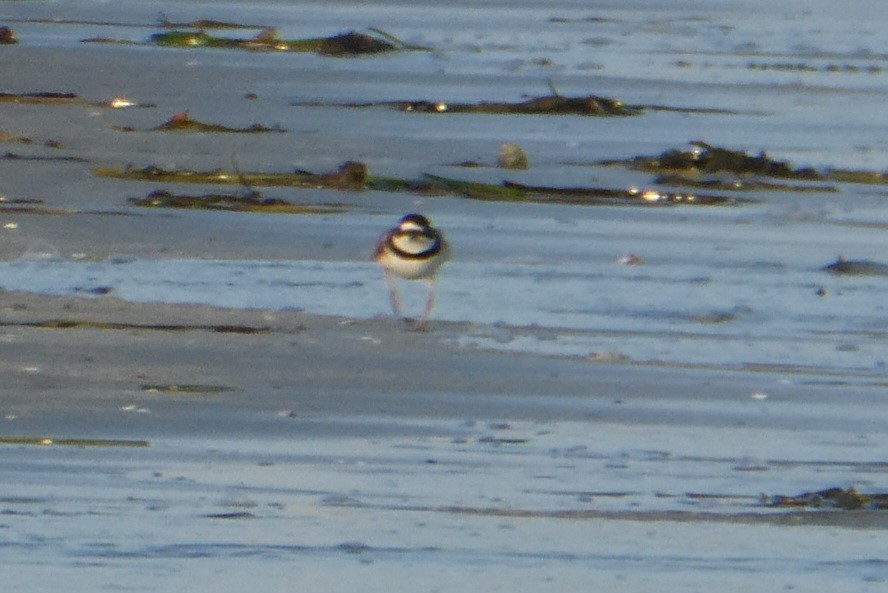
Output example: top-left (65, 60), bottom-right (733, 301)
top-left (374, 213), bottom-right (451, 329)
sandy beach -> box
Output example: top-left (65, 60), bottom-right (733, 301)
top-left (1, 0), bottom-right (887, 591)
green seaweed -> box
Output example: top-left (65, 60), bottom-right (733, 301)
top-left (365, 27), bottom-right (429, 52)
top-left (0, 436), bottom-right (149, 447)
top-left (159, 16), bottom-right (267, 30)
top-left (652, 173), bottom-right (837, 193)
top-left (412, 175), bottom-right (740, 206)
top-left (146, 28), bottom-right (422, 56)
top-left (130, 189), bottom-right (346, 213)
top-left (829, 169), bottom-right (888, 185)
top-left (423, 175), bottom-right (530, 202)
top-left (95, 161), bottom-right (742, 207)
top-left (95, 161), bottom-right (369, 191)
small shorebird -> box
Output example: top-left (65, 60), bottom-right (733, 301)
top-left (373, 213), bottom-right (451, 329)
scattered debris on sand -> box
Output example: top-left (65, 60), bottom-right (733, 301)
top-left (0, 26), bottom-right (18, 44)
top-left (0, 130), bottom-right (61, 149)
top-left (747, 61), bottom-right (883, 75)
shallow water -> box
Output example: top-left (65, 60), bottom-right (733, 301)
top-left (0, 242), bottom-right (885, 377)
top-left (1, 1), bottom-right (886, 371)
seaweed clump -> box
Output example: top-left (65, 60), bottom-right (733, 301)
top-left (138, 112), bottom-right (284, 133)
top-left (317, 31), bottom-right (398, 56)
top-left (148, 27), bottom-right (413, 56)
top-left (764, 487), bottom-right (888, 510)
top-left (627, 141), bottom-right (822, 179)
top-left (597, 141), bottom-right (888, 190)
top-left (337, 94), bottom-right (642, 116)
top-left (293, 94), bottom-right (745, 117)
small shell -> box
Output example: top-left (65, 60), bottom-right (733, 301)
top-left (497, 142), bottom-right (529, 170)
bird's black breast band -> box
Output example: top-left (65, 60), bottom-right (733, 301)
top-left (386, 232), bottom-right (442, 260)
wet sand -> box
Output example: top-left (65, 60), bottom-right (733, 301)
top-left (1, 0), bottom-right (887, 591)
top-left (3, 292), bottom-right (887, 593)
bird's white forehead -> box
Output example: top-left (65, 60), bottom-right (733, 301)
top-left (399, 220), bottom-right (427, 232)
